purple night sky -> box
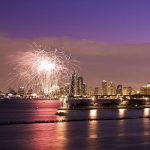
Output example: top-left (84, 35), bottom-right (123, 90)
top-left (0, 0), bottom-right (150, 90)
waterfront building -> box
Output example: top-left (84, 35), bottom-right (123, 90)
top-left (94, 87), bottom-right (100, 95)
top-left (77, 76), bottom-right (84, 96)
top-left (102, 80), bottom-right (108, 95)
top-left (70, 72), bottom-right (76, 96)
top-left (82, 83), bottom-right (87, 96)
top-left (87, 87), bottom-right (94, 97)
top-left (70, 72), bottom-right (85, 97)
top-left (64, 83), bottom-right (71, 96)
top-left (140, 83), bottom-right (150, 95)
top-left (130, 89), bottom-right (137, 95)
top-left (147, 83), bottom-right (150, 95)
top-left (116, 84), bottom-right (123, 95)
top-left (122, 86), bottom-right (132, 95)
top-left (140, 86), bottom-right (147, 95)
top-left (108, 82), bottom-right (116, 95)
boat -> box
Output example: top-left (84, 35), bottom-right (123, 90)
top-left (34, 107), bottom-right (39, 110)
top-left (55, 111), bottom-right (66, 116)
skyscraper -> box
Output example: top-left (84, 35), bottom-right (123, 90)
top-left (70, 72), bottom-right (76, 96)
top-left (94, 87), bottom-right (100, 95)
top-left (64, 83), bottom-right (71, 96)
top-left (140, 83), bottom-right (150, 95)
top-left (102, 80), bottom-right (108, 95)
top-left (116, 84), bottom-right (123, 95)
top-left (82, 83), bottom-right (87, 96)
top-left (87, 87), bottom-right (94, 97)
top-left (77, 76), bottom-right (83, 96)
top-left (108, 82), bottom-right (116, 95)
top-left (122, 87), bottom-right (132, 95)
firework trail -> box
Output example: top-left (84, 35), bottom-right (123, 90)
top-left (11, 43), bottom-right (78, 95)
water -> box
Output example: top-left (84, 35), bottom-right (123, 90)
top-left (0, 100), bottom-right (60, 122)
top-left (0, 100), bottom-right (150, 149)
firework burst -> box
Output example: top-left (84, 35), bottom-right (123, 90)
top-left (11, 43), bottom-right (78, 95)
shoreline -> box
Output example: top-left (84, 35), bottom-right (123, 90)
top-left (58, 106), bottom-right (150, 110)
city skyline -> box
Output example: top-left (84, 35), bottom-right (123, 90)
top-left (3, 73), bottom-right (150, 98)
top-left (1, 1), bottom-right (150, 90)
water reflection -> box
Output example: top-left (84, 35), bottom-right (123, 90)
top-left (118, 109), bottom-right (126, 118)
top-left (88, 121), bottom-right (98, 139)
top-left (26, 124), bottom-right (59, 149)
top-left (89, 109), bottom-right (97, 119)
top-left (56, 122), bottom-right (67, 150)
top-left (143, 108), bottom-right (150, 136)
top-left (144, 108), bottom-right (150, 117)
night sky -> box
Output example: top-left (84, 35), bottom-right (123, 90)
top-left (0, 0), bottom-right (150, 90)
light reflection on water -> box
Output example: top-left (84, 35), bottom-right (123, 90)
top-left (89, 109), bottom-right (97, 119)
top-left (1, 101), bottom-right (150, 149)
top-left (143, 108), bottom-right (150, 136)
top-left (88, 120), bottom-right (98, 139)
top-left (118, 109), bottom-right (126, 118)
top-left (56, 122), bottom-right (67, 150)
top-left (144, 108), bottom-right (150, 117)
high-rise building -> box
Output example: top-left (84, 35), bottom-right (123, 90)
top-left (146, 83), bottom-right (150, 95)
top-left (122, 87), bottom-right (132, 95)
top-left (64, 83), bottom-right (71, 96)
top-left (77, 76), bottom-right (83, 96)
top-left (87, 87), bottom-right (94, 97)
top-left (130, 89), bottom-right (136, 95)
top-left (108, 82), bottom-right (116, 95)
top-left (140, 86), bottom-right (147, 95)
top-left (116, 84), bottom-right (123, 95)
top-left (94, 87), bottom-right (100, 95)
top-left (102, 80), bottom-right (108, 95)
top-left (70, 72), bottom-right (85, 97)
top-left (82, 83), bottom-right (87, 96)
top-left (140, 83), bottom-right (150, 95)
top-left (70, 72), bottom-right (76, 96)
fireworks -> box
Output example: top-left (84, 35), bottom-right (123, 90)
top-left (11, 43), bottom-right (78, 95)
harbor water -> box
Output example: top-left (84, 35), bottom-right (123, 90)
top-left (0, 100), bottom-right (150, 150)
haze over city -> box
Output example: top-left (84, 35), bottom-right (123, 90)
top-left (1, 0), bottom-right (150, 90)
